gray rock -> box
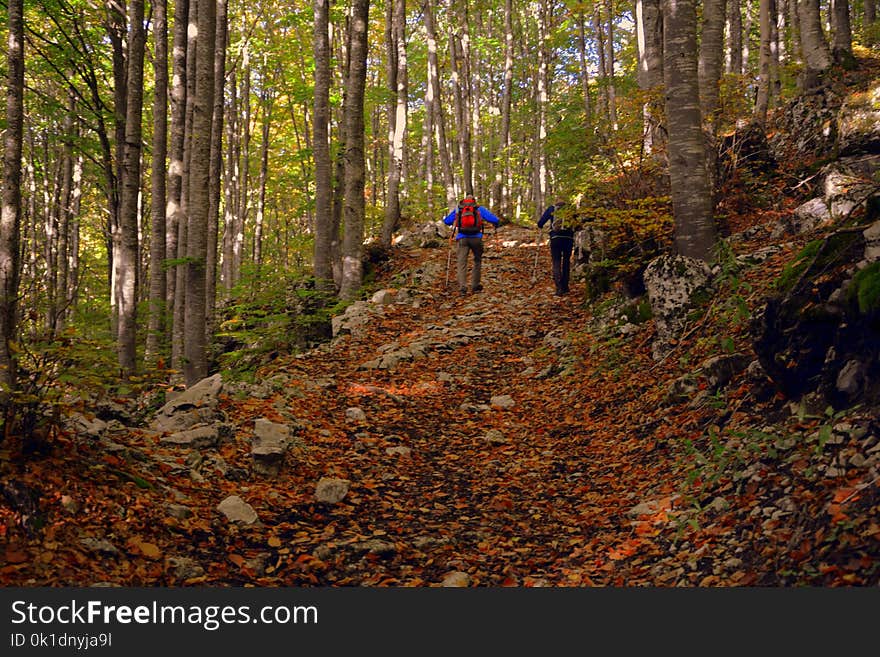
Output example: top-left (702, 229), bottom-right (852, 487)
top-left (160, 425), bottom-right (219, 449)
top-left (315, 477), bottom-right (350, 504)
top-left (490, 394), bottom-right (515, 409)
top-left (216, 495), bottom-right (259, 525)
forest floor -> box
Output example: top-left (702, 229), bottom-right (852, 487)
top-left (2, 210), bottom-right (879, 587)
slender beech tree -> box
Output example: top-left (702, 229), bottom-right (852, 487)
top-left (115, 0), bottom-right (145, 375)
top-left (313, 0), bottom-right (334, 289)
top-left (167, 0), bottom-right (189, 365)
top-left (755, 0), bottom-right (773, 123)
top-left (636, 0), bottom-right (665, 157)
top-left (147, 0), bottom-right (169, 364)
top-left (2, 0), bottom-right (24, 393)
top-left (381, 0), bottom-right (408, 248)
top-left (206, 0), bottom-right (228, 333)
top-left (339, 0), bottom-right (370, 301)
top-left (830, 0), bottom-right (854, 66)
top-left (183, 0), bottom-right (217, 385)
top-left (425, 0), bottom-right (455, 207)
top-left (797, 0), bottom-right (832, 88)
top-left (662, 0), bottom-right (718, 262)
top-left (727, 0), bottom-right (744, 74)
top-left (699, 0), bottom-right (727, 131)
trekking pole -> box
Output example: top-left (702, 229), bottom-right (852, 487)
top-left (531, 228), bottom-right (541, 282)
top-left (444, 228), bottom-right (455, 288)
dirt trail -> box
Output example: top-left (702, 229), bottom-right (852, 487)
top-left (237, 223), bottom-right (675, 586)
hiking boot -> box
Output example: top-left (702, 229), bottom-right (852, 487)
top-left (459, 288), bottom-right (468, 296)
top-left (472, 284), bottom-right (483, 293)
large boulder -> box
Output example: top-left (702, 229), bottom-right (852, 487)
top-left (644, 254), bottom-right (713, 359)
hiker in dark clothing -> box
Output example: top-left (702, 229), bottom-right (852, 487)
top-left (443, 196), bottom-right (501, 296)
top-left (537, 201), bottom-right (574, 296)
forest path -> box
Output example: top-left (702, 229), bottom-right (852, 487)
top-left (224, 223), bottom-right (679, 586)
top-left (1, 223), bottom-right (687, 587)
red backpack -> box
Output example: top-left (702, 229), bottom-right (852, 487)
top-left (456, 196), bottom-right (483, 235)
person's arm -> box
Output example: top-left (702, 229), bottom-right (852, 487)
top-left (538, 205), bottom-right (553, 228)
top-left (443, 208), bottom-right (457, 226)
top-left (478, 206), bottom-right (500, 225)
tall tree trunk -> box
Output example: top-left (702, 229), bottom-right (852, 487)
top-left (830, 0), bottom-right (854, 66)
top-left (425, 0), bottom-right (455, 207)
top-left (604, 0), bottom-right (617, 127)
top-left (636, 0), bottom-right (665, 157)
top-left (495, 0), bottom-right (514, 217)
top-left (727, 0), bottom-right (744, 73)
top-left (183, 0), bottom-right (216, 386)
top-left (1, 0), bottom-right (24, 393)
top-left (755, 0), bottom-right (773, 122)
top-left (662, 0), bottom-right (718, 262)
top-left (699, 0), bottom-right (726, 131)
top-left (167, 0), bottom-right (188, 366)
top-left (206, 0), bottom-right (227, 336)
top-left (536, 0), bottom-right (549, 214)
top-left (381, 0), bottom-right (407, 247)
top-left (313, 0), bottom-right (334, 289)
top-left (116, 0), bottom-right (146, 376)
top-left (147, 0), bottom-right (168, 364)
top-left (55, 96), bottom-right (76, 335)
top-left (797, 0), bottom-right (832, 89)
top-left (339, 0), bottom-right (369, 301)
top-left (254, 85), bottom-right (272, 269)
top-left (594, 7), bottom-right (609, 120)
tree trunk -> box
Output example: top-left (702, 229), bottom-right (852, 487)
top-left (425, 0), bottom-right (455, 207)
top-left (381, 0), bottom-right (407, 248)
top-left (253, 85), bottom-right (273, 270)
top-left (206, 0), bottom-right (227, 336)
top-left (495, 0), bottom-right (514, 217)
top-left (755, 0), bottom-right (773, 123)
top-left (797, 0), bottom-right (832, 88)
top-left (699, 0), bottom-right (727, 131)
top-left (147, 0), bottom-right (168, 364)
top-left (662, 0), bottom-right (718, 262)
top-left (167, 0), bottom-right (188, 366)
top-left (313, 0), bottom-right (334, 289)
top-left (636, 0), bottom-right (665, 157)
top-left (115, 0), bottom-right (145, 376)
top-left (339, 0), bottom-right (369, 301)
top-left (830, 0), bottom-right (854, 67)
top-left (1, 0), bottom-right (24, 393)
top-left (183, 0), bottom-right (216, 386)
top-left (727, 0), bottom-right (744, 73)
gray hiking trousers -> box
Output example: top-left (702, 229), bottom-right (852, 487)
top-left (456, 236), bottom-right (484, 292)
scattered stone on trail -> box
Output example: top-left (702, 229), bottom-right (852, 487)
top-left (166, 503), bottom-right (193, 519)
top-left (386, 446), bottom-right (412, 456)
top-left (771, 197), bottom-right (832, 238)
top-left (441, 571), bottom-right (471, 587)
top-left (168, 556), bottom-right (205, 581)
top-left (151, 373), bottom-right (225, 433)
top-left (79, 537), bottom-right (120, 557)
top-left (490, 394), bottom-right (515, 409)
top-left (315, 477), bottom-right (350, 504)
top-left (351, 539), bottom-right (397, 558)
top-left (251, 418), bottom-right (292, 477)
top-left (159, 425), bottom-right (219, 449)
top-left (345, 407), bottom-right (367, 423)
top-left (626, 496), bottom-right (679, 518)
top-left (216, 495), bottom-right (259, 525)
top-left (484, 429), bottom-right (508, 445)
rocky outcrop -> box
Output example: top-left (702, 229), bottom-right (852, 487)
top-left (644, 254), bottom-right (713, 359)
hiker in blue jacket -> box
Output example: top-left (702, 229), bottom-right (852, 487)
top-left (444, 196), bottom-right (500, 296)
top-left (537, 200), bottom-right (574, 296)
